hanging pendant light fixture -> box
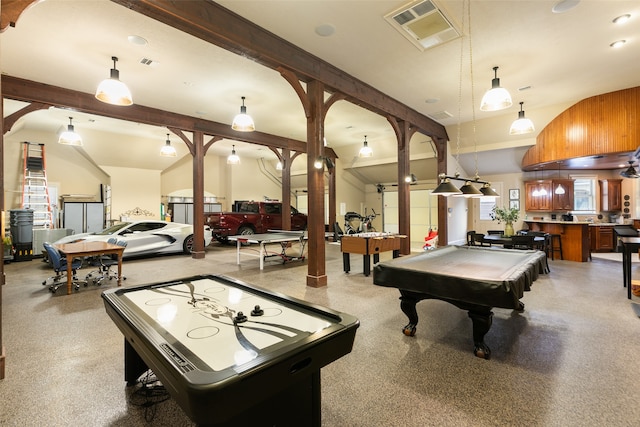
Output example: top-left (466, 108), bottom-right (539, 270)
top-left (480, 66), bottom-right (512, 111)
top-left (95, 56), bottom-right (133, 106)
top-left (359, 135), bottom-right (373, 157)
top-left (227, 145), bottom-right (240, 164)
top-left (432, 0), bottom-right (497, 198)
top-left (509, 102), bottom-right (535, 135)
top-left (58, 117), bottom-right (83, 146)
top-left (160, 133), bottom-right (177, 157)
top-left (620, 160), bottom-right (640, 178)
top-left (554, 161), bottom-right (565, 194)
top-left (231, 96), bottom-right (255, 132)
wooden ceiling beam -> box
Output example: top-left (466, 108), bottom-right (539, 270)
top-left (110, 0), bottom-right (448, 142)
top-left (2, 75), bottom-right (309, 153)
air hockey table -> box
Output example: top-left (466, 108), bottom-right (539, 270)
top-left (102, 274), bottom-right (359, 426)
top-left (373, 245), bottom-right (546, 359)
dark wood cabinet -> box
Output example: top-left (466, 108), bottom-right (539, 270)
top-left (590, 225), bottom-right (614, 252)
top-left (599, 179), bottom-right (622, 211)
top-left (524, 181), bottom-right (552, 211)
top-left (552, 179), bottom-right (574, 211)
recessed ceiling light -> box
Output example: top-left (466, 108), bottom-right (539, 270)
top-left (127, 35), bottom-right (148, 46)
top-left (610, 40), bottom-right (626, 48)
top-left (552, 0), bottom-right (580, 14)
top-left (613, 14), bottom-right (631, 24)
top-left (315, 24), bottom-right (335, 37)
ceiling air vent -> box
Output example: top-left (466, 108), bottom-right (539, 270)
top-left (385, 0), bottom-right (461, 51)
top-left (428, 110), bottom-right (453, 121)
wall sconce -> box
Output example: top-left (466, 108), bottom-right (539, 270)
top-left (480, 66), bottom-right (512, 111)
top-left (160, 133), bottom-right (177, 157)
top-left (404, 173), bottom-right (417, 184)
top-left (95, 56), bottom-right (133, 106)
top-left (227, 145), bottom-right (240, 164)
top-left (276, 161), bottom-right (283, 170)
top-left (314, 156), bottom-right (334, 170)
top-left (58, 117), bottom-right (82, 146)
top-left (231, 96), bottom-right (255, 132)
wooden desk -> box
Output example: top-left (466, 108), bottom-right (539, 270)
top-left (341, 233), bottom-right (405, 276)
top-left (55, 241), bottom-right (125, 295)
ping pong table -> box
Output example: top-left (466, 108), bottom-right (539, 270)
top-left (228, 230), bottom-right (307, 270)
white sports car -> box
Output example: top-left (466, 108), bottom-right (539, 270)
top-left (51, 220), bottom-right (212, 258)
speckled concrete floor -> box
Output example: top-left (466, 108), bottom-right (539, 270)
top-left (1, 242), bottom-right (639, 427)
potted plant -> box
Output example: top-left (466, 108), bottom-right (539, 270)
top-left (3, 235), bottom-right (13, 258)
top-left (490, 206), bottom-right (520, 237)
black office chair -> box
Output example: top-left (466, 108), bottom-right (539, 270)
top-left (86, 239), bottom-right (127, 286)
top-left (42, 242), bottom-right (85, 293)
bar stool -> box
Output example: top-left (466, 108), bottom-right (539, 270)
top-left (550, 234), bottom-right (563, 260)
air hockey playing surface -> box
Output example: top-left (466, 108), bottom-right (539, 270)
top-left (102, 274), bottom-right (359, 426)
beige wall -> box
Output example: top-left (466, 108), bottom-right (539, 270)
top-left (102, 166), bottom-right (161, 221)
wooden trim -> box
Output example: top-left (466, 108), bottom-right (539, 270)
top-left (522, 86), bottom-right (640, 169)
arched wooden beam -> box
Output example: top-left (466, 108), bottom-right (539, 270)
top-left (268, 147), bottom-right (282, 162)
top-left (278, 67), bottom-right (311, 119)
top-left (322, 92), bottom-right (346, 123)
top-left (167, 127), bottom-right (194, 155)
top-left (3, 101), bottom-right (48, 134)
top-left (1, 0), bottom-right (41, 32)
top-left (203, 135), bottom-right (222, 153)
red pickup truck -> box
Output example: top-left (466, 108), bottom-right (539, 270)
top-left (206, 201), bottom-right (308, 243)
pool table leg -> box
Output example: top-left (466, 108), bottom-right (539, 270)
top-left (398, 290), bottom-right (495, 359)
top-left (468, 309), bottom-right (493, 360)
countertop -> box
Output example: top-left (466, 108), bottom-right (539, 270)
top-left (524, 219), bottom-right (633, 227)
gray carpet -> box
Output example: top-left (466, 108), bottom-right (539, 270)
top-left (1, 243), bottom-right (639, 426)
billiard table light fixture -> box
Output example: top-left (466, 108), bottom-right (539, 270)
top-left (432, 173), bottom-right (499, 197)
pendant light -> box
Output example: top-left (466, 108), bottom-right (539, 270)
top-left (58, 117), bottom-right (82, 146)
top-left (95, 56), bottom-right (133, 106)
top-left (359, 135), bottom-right (372, 157)
top-left (160, 133), bottom-right (177, 157)
top-left (227, 145), bottom-right (240, 165)
top-left (509, 102), bottom-right (535, 135)
top-left (620, 160), bottom-right (640, 178)
top-left (432, 174), bottom-right (461, 195)
top-left (554, 161), bottom-right (565, 194)
top-left (480, 66), bottom-right (512, 111)
top-left (231, 96), bottom-right (255, 132)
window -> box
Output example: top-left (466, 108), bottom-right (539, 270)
top-left (572, 175), bottom-right (596, 213)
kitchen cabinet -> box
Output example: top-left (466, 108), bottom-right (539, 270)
top-left (599, 179), bottom-right (622, 211)
top-left (590, 225), bottom-right (615, 252)
top-left (525, 181), bottom-right (552, 211)
top-left (552, 179), bottom-right (574, 211)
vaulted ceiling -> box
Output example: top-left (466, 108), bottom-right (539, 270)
top-left (2, 0), bottom-right (639, 184)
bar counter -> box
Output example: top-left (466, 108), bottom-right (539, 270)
top-left (523, 220), bottom-right (590, 262)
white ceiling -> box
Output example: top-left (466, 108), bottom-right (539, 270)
top-left (2, 0), bottom-right (639, 184)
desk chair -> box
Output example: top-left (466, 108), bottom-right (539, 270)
top-left (42, 242), bottom-right (85, 293)
top-left (86, 239), bottom-right (127, 286)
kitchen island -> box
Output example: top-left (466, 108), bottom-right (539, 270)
top-left (523, 220), bottom-right (590, 262)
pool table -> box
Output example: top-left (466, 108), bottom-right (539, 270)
top-left (102, 274), bottom-right (359, 426)
top-left (373, 245), bottom-right (546, 359)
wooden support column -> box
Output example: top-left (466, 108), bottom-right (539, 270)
top-left (280, 149), bottom-right (292, 230)
top-left (397, 121), bottom-right (412, 255)
top-left (327, 161), bottom-right (336, 234)
top-left (306, 80), bottom-right (327, 287)
top-left (1, 64), bottom-right (5, 379)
